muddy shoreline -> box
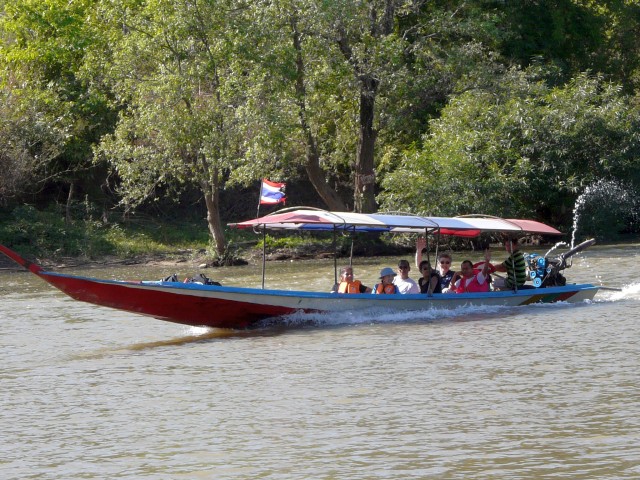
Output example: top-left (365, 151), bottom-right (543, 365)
top-left (0, 242), bottom-right (416, 271)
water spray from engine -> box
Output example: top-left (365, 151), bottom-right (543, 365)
top-left (569, 178), bottom-right (638, 248)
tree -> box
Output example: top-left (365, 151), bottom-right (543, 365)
top-left (225, 0), bottom-right (350, 211)
top-left (497, 0), bottom-right (640, 93)
top-left (93, 0), bottom-right (256, 257)
top-left (0, 0), bottom-right (116, 215)
top-left (288, 9), bottom-right (348, 210)
top-left (498, 0), bottom-right (607, 75)
top-left (379, 70), bottom-right (640, 229)
top-left (0, 86), bottom-right (67, 202)
top-left (315, 0), bottom-right (403, 212)
top-left (310, 0), bottom-right (509, 212)
top-left (596, 0), bottom-right (640, 92)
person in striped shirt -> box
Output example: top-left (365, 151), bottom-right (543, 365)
top-left (493, 237), bottom-right (527, 290)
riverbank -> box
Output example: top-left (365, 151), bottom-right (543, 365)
top-left (0, 236), bottom-right (599, 272)
top-left (0, 240), bottom-right (415, 271)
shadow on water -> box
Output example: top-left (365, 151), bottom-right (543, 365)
top-left (68, 326), bottom-right (299, 360)
top-left (73, 315), bottom-right (401, 359)
top-left (67, 316), bottom-right (404, 360)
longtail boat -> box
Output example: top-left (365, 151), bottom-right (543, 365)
top-left (0, 208), bottom-right (599, 329)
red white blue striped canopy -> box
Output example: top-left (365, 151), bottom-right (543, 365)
top-left (230, 208), bottom-right (563, 237)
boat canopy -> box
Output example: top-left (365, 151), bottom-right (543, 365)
top-left (229, 208), bottom-right (563, 237)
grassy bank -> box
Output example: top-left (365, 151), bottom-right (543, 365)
top-left (0, 205), bottom-right (214, 262)
top-left (0, 205), bottom-right (419, 266)
top-left (0, 205), bottom-right (373, 264)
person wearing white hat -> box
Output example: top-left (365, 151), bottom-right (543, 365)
top-left (373, 267), bottom-right (399, 294)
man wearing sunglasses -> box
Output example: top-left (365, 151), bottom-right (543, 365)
top-left (415, 237), bottom-right (456, 291)
top-left (393, 259), bottom-right (420, 294)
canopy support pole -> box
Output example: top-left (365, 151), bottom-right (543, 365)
top-left (333, 227), bottom-right (338, 287)
top-left (261, 227), bottom-right (267, 289)
top-left (349, 234), bottom-right (354, 266)
top-left (424, 229), bottom-right (434, 296)
top-left (425, 230), bottom-right (431, 264)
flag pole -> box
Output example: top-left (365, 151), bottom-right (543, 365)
top-left (257, 180), bottom-right (263, 218)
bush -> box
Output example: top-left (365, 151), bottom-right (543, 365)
top-left (0, 204), bottom-right (209, 259)
top-left (0, 205), bottom-right (112, 257)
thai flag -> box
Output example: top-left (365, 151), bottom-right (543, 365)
top-left (259, 179), bottom-right (286, 205)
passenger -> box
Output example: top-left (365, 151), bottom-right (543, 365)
top-left (448, 252), bottom-right (492, 293)
top-left (373, 267), bottom-right (399, 294)
top-left (333, 266), bottom-right (372, 294)
top-left (418, 259), bottom-right (442, 294)
top-left (492, 238), bottom-right (527, 290)
top-left (437, 253), bottom-right (456, 290)
top-left (415, 238), bottom-right (454, 291)
top-left (394, 259), bottom-right (420, 294)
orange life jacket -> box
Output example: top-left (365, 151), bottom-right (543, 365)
top-left (338, 280), bottom-right (362, 294)
top-left (375, 283), bottom-right (398, 294)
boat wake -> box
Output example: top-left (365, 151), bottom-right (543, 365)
top-left (254, 302), bottom-right (559, 329)
top-left (597, 282), bottom-right (640, 302)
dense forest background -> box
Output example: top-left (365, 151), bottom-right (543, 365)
top-left (1, 0), bottom-right (639, 259)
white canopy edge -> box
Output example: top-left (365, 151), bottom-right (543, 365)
top-left (230, 208), bottom-right (563, 236)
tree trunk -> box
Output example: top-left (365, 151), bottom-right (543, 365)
top-left (291, 14), bottom-right (347, 211)
top-left (65, 182), bottom-right (75, 224)
top-left (304, 151), bottom-right (347, 211)
top-left (201, 173), bottom-right (226, 258)
top-left (354, 75), bottom-right (378, 213)
top-left (335, 4), bottom-right (388, 214)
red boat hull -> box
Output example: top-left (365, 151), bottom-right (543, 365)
top-left (39, 272), bottom-right (299, 329)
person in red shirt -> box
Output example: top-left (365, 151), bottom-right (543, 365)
top-left (448, 251), bottom-right (492, 293)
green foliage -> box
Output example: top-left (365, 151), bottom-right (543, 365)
top-left (0, 0), bottom-right (117, 234)
top-left (498, 0), bottom-right (607, 74)
top-left (255, 231), bottom-right (372, 255)
top-left (257, 233), bottom-right (324, 250)
top-left (91, 0), bottom-right (273, 254)
top-left (379, 70), bottom-right (640, 234)
top-left (0, 205), bottom-right (113, 258)
top-left (205, 239), bottom-right (246, 266)
top-left (102, 218), bottom-right (210, 257)
top-left (0, 205), bottom-right (215, 259)
top-left (3, 0), bottom-right (640, 248)
top-left (497, 1), bottom-right (640, 92)
top-left (0, 87), bottom-right (69, 198)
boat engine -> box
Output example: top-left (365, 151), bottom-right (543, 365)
top-left (524, 238), bottom-right (596, 288)
top-left (524, 253), bottom-right (567, 288)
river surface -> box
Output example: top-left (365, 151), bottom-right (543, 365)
top-left (1, 243), bottom-right (639, 479)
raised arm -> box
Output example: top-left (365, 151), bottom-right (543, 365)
top-left (415, 237), bottom-right (426, 268)
top-left (482, 249), bottom-right (492, 276)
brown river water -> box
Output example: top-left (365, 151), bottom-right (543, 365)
top-left (1, 243), bottom-right (639, 479)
